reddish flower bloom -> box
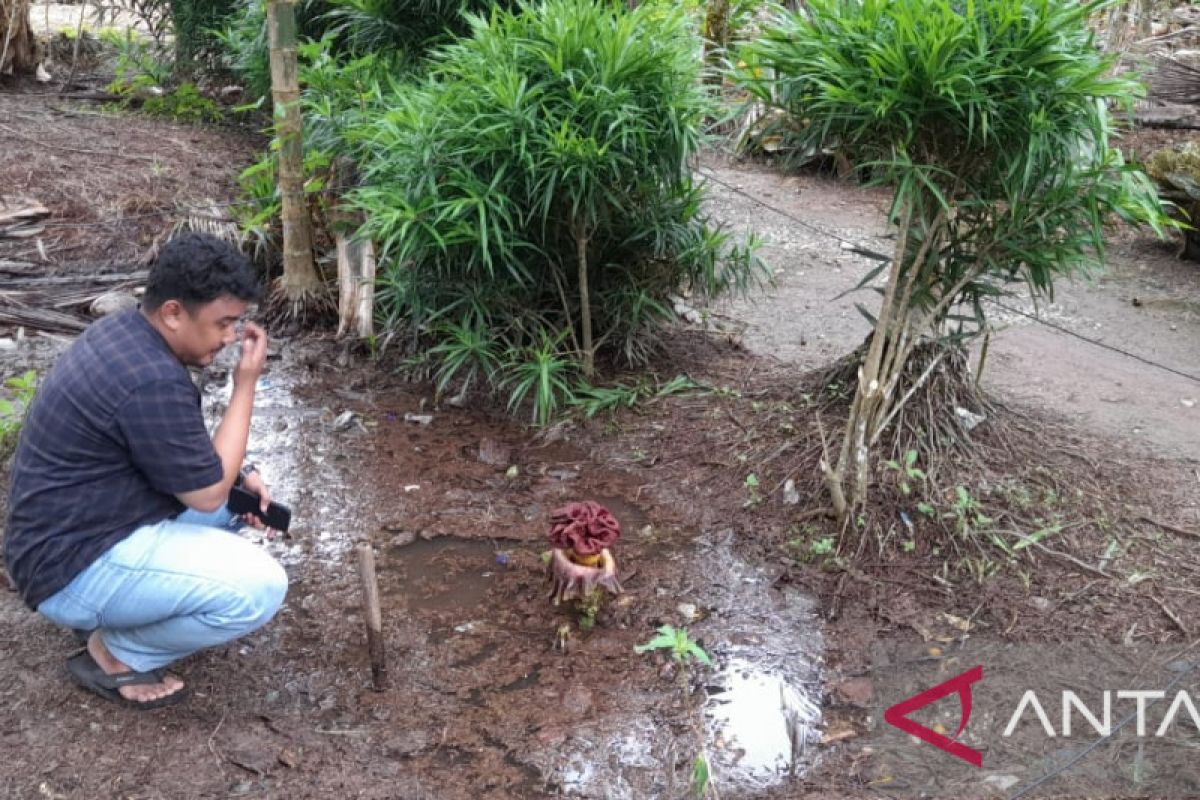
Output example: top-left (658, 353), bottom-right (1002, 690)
top-left (548, 501), bottom-right (621, 556)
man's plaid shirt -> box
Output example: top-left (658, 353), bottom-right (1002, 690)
top-left (4, 309), bottom-right (222, 609)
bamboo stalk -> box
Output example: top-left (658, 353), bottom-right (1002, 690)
top-left (355, 543), bottom-right (388, 691)
top-left (575, 221), bottom-right (594, 378)
top-left (267, 0), bottom-right (319, 303)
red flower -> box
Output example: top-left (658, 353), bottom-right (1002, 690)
top-left (548, 501), bottom-right (621, 556)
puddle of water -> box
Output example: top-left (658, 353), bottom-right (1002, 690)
top-left (706, 657), bottom-right (822, 786)
top-left (694, 531), bottom-right (825, 794)
top-left (384, 538), bottom-right (500, 612)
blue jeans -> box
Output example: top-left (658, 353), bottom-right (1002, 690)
top-left (37, 506), bottom-right (288, 673)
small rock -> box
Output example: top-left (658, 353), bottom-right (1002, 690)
top-left (831, 677), bottom-right (873, 706)
top-left (388, 530), bottom-right (417, 548)
top-left (1027, 596), bottom-right (1052, 612)
top-left (955, 406), bottom-right (986, 431)
top-left (983, 774), bottom-right (1020, 792)
top-left (89, 291), bottom-right (138, 317)
top-left (820, 725), bottom-right (859, 745)
top-left (404, 412), bottom-right (434, 425)
top-left (505, 465), bottom-right (520, 479)
top-left (277, 749), bottom-right (299, 768)
top-left (670, 295), bottom-right (703, 325)
top-left (782, 479), bottom-right (801, 506)
top-left (1183, 398), bottom-right (1196, 409)
top-left (454, 621), bottom-right (479, 634)
top-left (332, 410), bottom-right (358, 431)
top-left (477, 437), bottom-right (511, 467)
top-left (677, 602), bottom-right (698, 622)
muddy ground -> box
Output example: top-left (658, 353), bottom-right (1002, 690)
top-left (3, 50), bottom-right (1200, 800)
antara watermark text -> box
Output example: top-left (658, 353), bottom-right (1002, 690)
top-left (1003, 689), bottom-right (1200, 738)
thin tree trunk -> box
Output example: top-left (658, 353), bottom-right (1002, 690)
top-left (575, 221), bottom-right (594, 378)
top-left (702, 0), bottom-right (731, 83)
top-left (825, 204), bottom-right (912, 519)
top-left (267, 0), bottom-right (320, 307)
top-left (0, 0), bottom-right (36, 77)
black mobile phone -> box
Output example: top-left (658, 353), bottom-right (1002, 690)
top-left (228, 485), bottom-right (292, 533)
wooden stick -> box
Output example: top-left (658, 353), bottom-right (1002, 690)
top-left (355, 543), bottom-right (388, 691)
top-left (1138, 514), bottom-right (1200, 541)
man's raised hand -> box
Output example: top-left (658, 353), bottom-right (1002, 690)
top-left (234, 321), bottom-right (268, 387)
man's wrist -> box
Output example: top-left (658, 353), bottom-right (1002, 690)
top-left (235, 463), bottom-right (258, 487)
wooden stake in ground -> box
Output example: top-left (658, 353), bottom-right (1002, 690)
top-left (335, 234), bottom-right (376, 339)
top-left (267, 0), bottom-right (326, 320)
top-left (355, 543), bottom-right (388, 691)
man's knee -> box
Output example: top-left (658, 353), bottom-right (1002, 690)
top-left (250, 556), bottom-right (288, 626)
top-left (219, 553), bottom-right (287, 631)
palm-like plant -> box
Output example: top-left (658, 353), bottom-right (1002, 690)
top-left (737, 0), bottom-right (1168, 519)
top-left (504, 332), bottom-right (579, 426)
top-left (351, 0), bottom-right (762, 397)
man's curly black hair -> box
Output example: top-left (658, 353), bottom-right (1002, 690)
top-left (142, 233), bottom-right (262, 312)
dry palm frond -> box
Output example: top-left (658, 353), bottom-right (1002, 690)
top-left (1152, 57), bottom-right (1200, 105)
top-left (171, 200), bottom-right (240, 247)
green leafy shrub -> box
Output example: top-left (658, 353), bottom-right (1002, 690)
top-left (216, 0), bottom-right (502, 101)
top-left (169, 0), bottom-right (242, 67)
top-left (101, 27), bottom-right (173, 90)
top-left (735, 0), bottom-right (1168, 516)
top-left (323, 0), bottom-right (507, 58)
top-left (142, 82), bottom-right (222, 121)
top-left (349, 0), bottom-right (761, 421)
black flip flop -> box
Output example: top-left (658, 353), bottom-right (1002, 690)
top-left (66, 650), bottom-right (190, 710)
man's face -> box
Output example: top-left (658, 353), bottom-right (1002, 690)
top-left (160, 295), bottom-right (250, 367)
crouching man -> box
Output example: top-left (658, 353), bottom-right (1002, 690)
top-left (4, 232), bottom-right (287, 709)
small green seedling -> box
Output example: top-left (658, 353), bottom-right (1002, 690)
top-left (810, 536), bottom-right (835, 556)
top-left (743, 473), bottom-right (762, 507)
top-left (634, 624), bottom-right (712, 666)
top-left (947, 486), bottom-right (993, 536)
top-left (690, 753), bottom-right (711, 798)
top-left (884, 449), bottom-right (927, 496)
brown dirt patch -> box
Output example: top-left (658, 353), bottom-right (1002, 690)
top-left (0, 85), bottom-right (262, 270)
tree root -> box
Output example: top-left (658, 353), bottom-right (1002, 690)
top-left (263, 278), bottom-right (336, 330)
top-left (816, 339), bottom-right (991, 479)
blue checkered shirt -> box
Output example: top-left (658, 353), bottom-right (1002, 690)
top-left (4, 309), bottom-right (223, 609)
